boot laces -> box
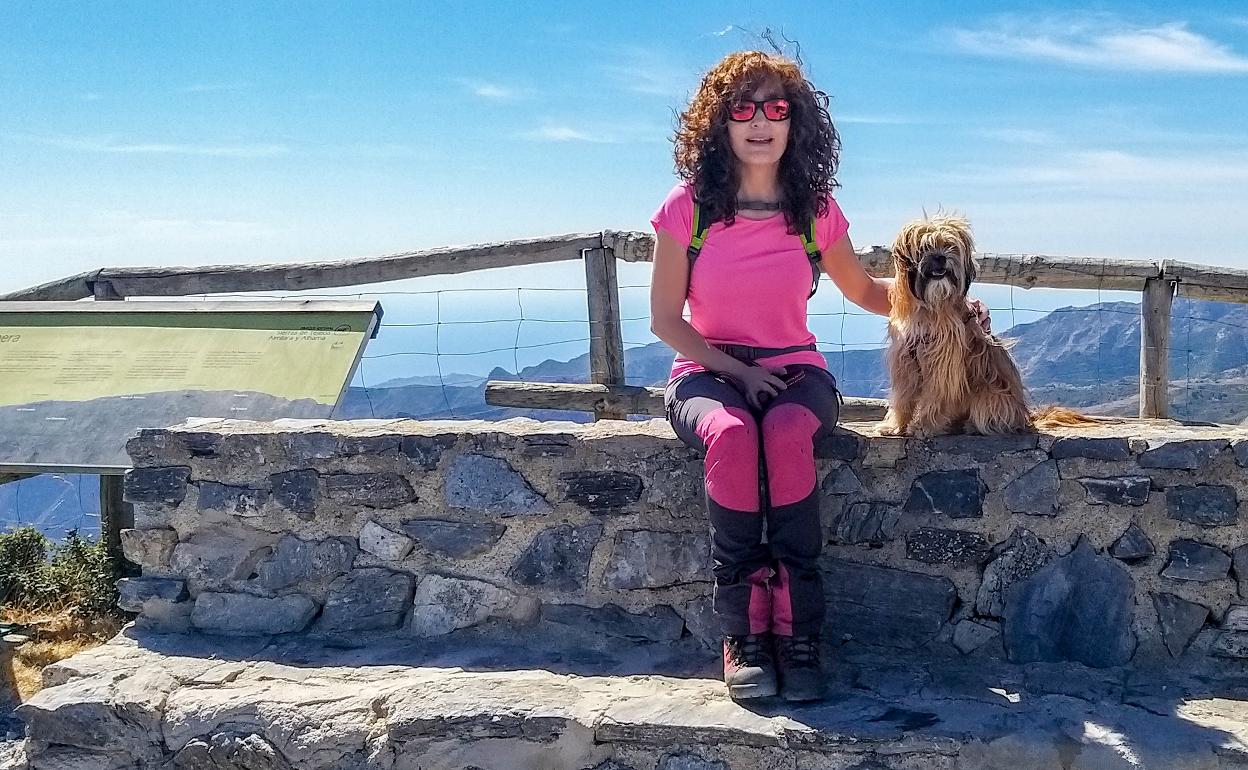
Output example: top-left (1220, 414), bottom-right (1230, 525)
top-left (726, 634), bottom-right (770, 668)
top-left (778, 635), bottom-right (820, 667)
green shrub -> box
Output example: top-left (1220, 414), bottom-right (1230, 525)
top-left (0, 527), bottom-right (120, 620)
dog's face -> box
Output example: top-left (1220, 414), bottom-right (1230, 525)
top-left (890, 215), bottom-right (976, 307)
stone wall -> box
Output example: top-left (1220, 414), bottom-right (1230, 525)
top-left (119, 416), bottom-right (1248, 668)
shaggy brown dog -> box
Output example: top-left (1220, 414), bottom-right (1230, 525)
top-left (879, 214), bottom-right (1094, 436)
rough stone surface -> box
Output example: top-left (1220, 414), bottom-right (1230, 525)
top-left (116, 577), bottom-right (187, 612)
top-left (976, 528), bottom-right (1055, 618)
top-left (402, 518), bottom-right (506, 559)
top-left (1138, 438), bottom-right (1228, 469)
top-left (323, 472), bottom-right (415, 509)
top-left (316, 568), bottom-right (414, 633)
top-left (1109, 522), bottom-right (1156, 562)
top-left (1050, 437), bottom-right (1131, 460)
top-left (828, 502), bottom-right (901, 545)
top-left (409, 574), bottom-right (536, 637)
top-left (1081, 476), bottom-right (1151, 506)
top-left (1161, 540), bottom-right (1231, 582)
top-left (603, 530), bottom-right (711, 589)
top-left (1234, 438), bottom-right (1248, 468)
top-left (680, 597), bottom-right (716, 649)
top-left (657, 757), bottom-right (728, 770)
top-left (904, 469), bottom-right (985, 518)
top-left (1152, 592), bottom-right (1209, 657)
top-left (1235, 544), bottom-right (1248, 597)
top-left (1212, 631), bottom-right (1248, 659)
top-left (196, 481), bottom-right (269, 514)
top-left (123, 466), bottom-right (190, 505)
top-left (928, 433), bottom-right (1039, 461)
top-left (254, 536), bottom-right (357, 591)
top-left (507, 523), bottom-right (601, 591)
top-left (823, 558), bottom-right (957, 648)
top-left (952, 620), bottom-right (1000, 654)
top-left (119, 527), bottom-right (178, 569)
top-left (561, 471), bottom-right (643, 511)
top-left (191, 592), bottom-right (317, 635)
top-left (1166, 485), bottom-right (1239, 527)
top-left (170, 531), bottom-right (266, 588)
top-left (444, 453), bottom-right (549, 515)
top-left (400, 434), bottom-right (455, 470)
top-left (268, 469), bottom-right (318, 519)
top-left (814, 430), bottom-right (860, 460)
top-left (1002, 538), bottom-right (1136, 667)
top-left (358, 520), bottom-right (413, 561)
top-left (171, 732), bottom-right (293, 770)
top-left (904, 527), bottom-right (990, 566)
top-left (821, 463), bottom-right (864, 495)
top-left (1003, 460), bottom-right (1060, 516)
top-left (542, 603), bottom-right (684, 642)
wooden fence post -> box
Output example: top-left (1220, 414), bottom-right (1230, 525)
top-left (1140, 276), bottom-right (1175, 419)
top-left (583, 243), bottom-right (627, 420)
top-left (99, 474), bottom-right (134, 572)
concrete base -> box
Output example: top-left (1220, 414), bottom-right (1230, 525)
top-left (10, 626), bottom-right (1248, 770)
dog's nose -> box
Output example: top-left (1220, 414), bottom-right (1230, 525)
top-left (929, 253), bottom-right (947, 268)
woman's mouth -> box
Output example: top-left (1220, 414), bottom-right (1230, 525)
top-left (746, 137), bottom-right (773, 145)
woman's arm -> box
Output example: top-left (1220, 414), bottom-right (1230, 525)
top-left (649, 229), bottom-right (789, 407)
top-left (819, 233), bottom-right (892, 316)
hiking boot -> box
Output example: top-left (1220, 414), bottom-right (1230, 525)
top-left (775, 634), bottom-right (826, 702)
top-left (723, 634), bottom-right (777, 699)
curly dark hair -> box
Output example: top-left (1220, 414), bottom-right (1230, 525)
top-left (673, 51), bottom-right (841, 234)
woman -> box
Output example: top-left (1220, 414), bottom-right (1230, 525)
top-left (649, 51), bottom-right (986, 702)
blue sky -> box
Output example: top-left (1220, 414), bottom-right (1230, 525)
top-left (3, 2), bottom-right (1248, 381)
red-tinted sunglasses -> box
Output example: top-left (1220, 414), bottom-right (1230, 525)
top-left (728, 98), bottom-right (791, 122)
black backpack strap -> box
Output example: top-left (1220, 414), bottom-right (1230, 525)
top-left (797, 218), bottom-right (823, 297)
top-left (687, 202), bottom-right (712, 263)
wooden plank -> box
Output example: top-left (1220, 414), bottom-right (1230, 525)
top-left (605, 231), bottom-right (1160, 290)
top-left (1165, 260), bottom-right (1248, 304)
top-left (0, 271), bottom-right (98, 301)
top-left (1140, 277), bottom-right (1175, 419)
top-left (4, 234), bottom-right (603, 299)
top-left (0, 473), bottom-right (34, 487)
top-left (484, 380), bottom-right (888, 421)
top-left (99, 474), bottom-right (134, 568)
top-left (583, 247), bottom-right (627, 420)
top-left (0, 300), bottom-right (381, 315)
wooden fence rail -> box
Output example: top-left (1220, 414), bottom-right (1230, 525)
top-left (6, 230), bottom-right (1247, 420)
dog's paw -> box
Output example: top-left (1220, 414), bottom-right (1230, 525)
top-left (877, 421), bottom-right (908, 437)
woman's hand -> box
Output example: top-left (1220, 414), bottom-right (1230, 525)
top-left (967, 298), bottom-right (991, 333)
top-left (733, 364), bottom-right (789, 410)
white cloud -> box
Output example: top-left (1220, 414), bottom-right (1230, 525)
top-left (518, 121), bottom-right (665, 144)
top-left (453, 78), bottom-right (525, 101)
top-left (949, 18), bottom-right (1248, 73)
top-left (12, 134), bottom-right (289, 158)
top-left (601, 47), bottom-right (692, 97)
top-left (937, 148), bottom-right (1248, 187)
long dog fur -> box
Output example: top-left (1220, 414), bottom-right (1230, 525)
top-left (880, 214), bottom-right (1098, 436)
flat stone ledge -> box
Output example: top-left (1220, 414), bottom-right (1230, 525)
top-left (13, 629), bottom-right (1248, 770)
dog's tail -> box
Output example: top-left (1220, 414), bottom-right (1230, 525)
top-left (1030, 405), bottom-right (1116, 429)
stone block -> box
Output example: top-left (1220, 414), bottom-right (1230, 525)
top-left (542, 603), bottom-right (684, 642)
top-left (1224, 605), bottom-right (1248, 631)
top-left (400, 434), bottom-right (456, 470)
top-left (1109, 523), bottom-right (1155, 562)
top-left (904, 469), bottom-right (985, 518)
top-left (172, 733), bottom-right (293, 770)
top-left (337, 435), bottom-right (401, 456)
top-left (196, 482), bottom-right (268, 515)
top-left (402, 518), bottom-right (506, 559)
top-left (119, 527), bottom-right (178, 569)
top-left (507, 523), bottom-right (601, 591)
top-left (286, 432), bottom-right (338, 461)
top-left (1234, 545), bottom-right (1248, 597)
top-left (821, 464), bottom-right (864, 495)
top-left (681, 597), bottom-right (716, 649)
top-left (822, 558), bottom-right (957, 648)
top-left (1081, 476), bottom-right (1150, 506)
top-left (123, 467), bottom-right (190, 505)
top-left (1138, 439), bottom-right (1228, 469)
top-left (1166, 485), bottom-right (1238, 527)
top-left (828, 502), bottom-right (901, 545)
top-left (657, 757), bottom-right (728, 770)
top-left (1003, 460), bottom-right (1059, 516)
top-left (444, 454), bottom-right (549, 515)
top-left (815, 430), bottom-right (860, 460)
top-left (358, 520), bottom-right (414, 561)
top-left (1152, 592), bottom-right (1209, 657)
top-left (191, 592), bottom-right (317, 635)
top-left (1051, 437), bottom-right (1131, 460)
top-left (255, 535), bottom-right (357, 590)
top-left (408, 574), bottom-right (536, 637)
top-left (1212, 631), bottom-right (1248, 659)
top-left (928, 433), bottom-right (1038, 461)
top-left (1234, 438), bottom-right (1248, 468)
top-left (603, 530), bottom-right (712, 589)
top-left (316, 568), bottom-right (414, 633)
top-left (904, 528), bottom-right (990, 566)
top-left (324, 472), bottom-right (415, 509)
top-left (561, 471), bottom-right (643, 511)
top-left (1002, 538), bottom-right (1136, 667)
top-left (116, 577), bottom-right (187, 613)
top-left (170, 531), bottom-right (267, 588)
top-left (976, 528), bottom-right (1055, 618)
top-left (1161, 540), bottom-right (1231, 582)
top-left (952, 620), bottom-right (1000, 654)
top-left (269, 469), bottom-right (319, 519)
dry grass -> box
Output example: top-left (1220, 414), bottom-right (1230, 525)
top-left (1, 607), bottom-right (122, 702)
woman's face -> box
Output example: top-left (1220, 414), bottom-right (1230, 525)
top-left (726, 78), bottom-right (790, 171)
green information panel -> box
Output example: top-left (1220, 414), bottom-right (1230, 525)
top-left (0, 301), bottom-right (381, 472)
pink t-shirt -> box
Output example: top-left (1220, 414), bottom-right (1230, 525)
top-left (650, 181), bottom-right (850, 383)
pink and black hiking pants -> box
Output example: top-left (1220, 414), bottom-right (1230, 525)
top-left (664, 363), bottom-right (840, 638)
